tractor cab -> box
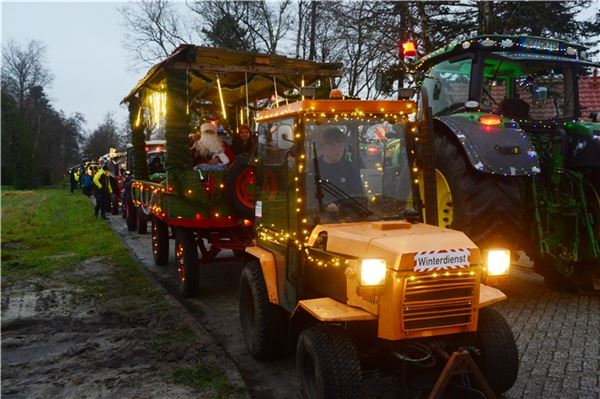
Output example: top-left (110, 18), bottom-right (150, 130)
top-left (416, 35), bottom-right (598, 121)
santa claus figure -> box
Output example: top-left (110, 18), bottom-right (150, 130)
top-left (192, 122), bottom-right (235, 170)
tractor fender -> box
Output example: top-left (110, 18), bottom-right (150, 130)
top-left (245, 246), bottom-right (279, 304)
top-left (435, 115), bottom-right (540, 176)
top-left (291, 297), bottom-right (376, 322)
top-left (478, 284), bottom-right (507, 308)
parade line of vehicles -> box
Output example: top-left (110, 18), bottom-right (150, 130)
top-left (114, 37), bottom-right (598, 397)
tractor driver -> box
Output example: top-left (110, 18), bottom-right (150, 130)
top-left (316, 127), bottom-right (364, 214)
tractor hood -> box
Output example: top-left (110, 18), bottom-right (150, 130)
top-left (307, 221), bottom-right (481, 272)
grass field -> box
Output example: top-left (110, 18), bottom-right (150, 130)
top-left (1, 186), bottom-right (242, 397)
top-left (0, 187), bottom-right (158, 300)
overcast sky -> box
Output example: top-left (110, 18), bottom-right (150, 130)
top-left (2, 1), bottom-right (599, 135)
top-left (2, 1), bottom-right (139, 133)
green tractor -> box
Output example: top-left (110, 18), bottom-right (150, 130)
top-left (401, 35), bottom-right (600, 290)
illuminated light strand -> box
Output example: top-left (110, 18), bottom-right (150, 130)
top-left (216, 74), bottom-right (227, 120)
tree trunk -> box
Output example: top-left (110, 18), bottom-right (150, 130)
top-left (417, 2), bottom-right (431, 53)
top-left (308, 1), bottom-right (317, 61)
top-left (478, 2), bottom-right (492, 34)
top-left (296, 1), bottom-right (303, 58)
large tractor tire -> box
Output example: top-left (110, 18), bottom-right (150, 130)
top-left (296, 324), bottom-right (361, 399)
top-left (125, 201), bottom-right (137, 231)
top-left (432, 132), bottom-right (524, 251)
top-left (175, 228), bottom-right (199, 297)
top-left (136, 207), bottom-right (148, 234)
top-left (473, 307), bottom-right (519, 395)
top-left (224, 154), bottom-right (255, 220)
top-left (151, 216), bottom-right (169, 266)
top-left (239, 261), bottom-right (288, 360)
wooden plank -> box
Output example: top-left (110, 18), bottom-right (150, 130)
top-left (170, 62), bottom-right (344, 77)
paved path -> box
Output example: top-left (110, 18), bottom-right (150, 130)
top-left (106, 213), bottom-right (600, 398)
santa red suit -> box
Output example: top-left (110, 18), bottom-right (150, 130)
top-left (191, 123), bottom-right (234, 167)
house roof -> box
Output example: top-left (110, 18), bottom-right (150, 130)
top-left (579, 76), bottom-right (600, 120)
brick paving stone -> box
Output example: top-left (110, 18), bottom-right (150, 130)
top-left (495, 267), bottom-right (600, 399)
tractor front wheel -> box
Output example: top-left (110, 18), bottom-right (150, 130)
top-left (296, 324), bottom-right (361, 399)
top-left (473, 307), bottom-right (519, 395)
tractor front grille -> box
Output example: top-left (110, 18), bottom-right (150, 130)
top-left (402, 272), bottom-right (477, 332)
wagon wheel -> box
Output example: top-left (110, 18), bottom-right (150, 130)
top-left (198, 238), bottom-right (220, 261)
top-left (175, 228), bottom-right (199, 297)
top-left (224, 154), bottom-right (256, 219)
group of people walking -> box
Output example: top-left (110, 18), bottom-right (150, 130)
top-left (68, 161), bottom-right (119, 220)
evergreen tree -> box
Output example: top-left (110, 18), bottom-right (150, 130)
top-left (202, 14), bottom-right (251, 50)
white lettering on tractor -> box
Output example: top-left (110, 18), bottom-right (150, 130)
top-left (414, 249), bottom-right (471, 272)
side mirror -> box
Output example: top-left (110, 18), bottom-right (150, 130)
top-left (433, 80), bottom-right (442, 100)
top-left (276, 125), bottom-right (295, 150)
top-left (532, 86), bottom-right (548, 106)
top-left (375, 70), bottom-right (395, 94)
top-left (301, 86), bottom-right (317, 99)
top-left (397, 88), bottom-right (416, 100)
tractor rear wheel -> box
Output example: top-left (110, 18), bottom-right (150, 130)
top-left (239, 261), bottom-right (288, 360)
top-left (296, 324), bottom-right (361, 399)
top-left (432, 132), bottom-right (524, 251)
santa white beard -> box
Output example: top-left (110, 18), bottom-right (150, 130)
top-left (193, 134), bottom-right (224, 158)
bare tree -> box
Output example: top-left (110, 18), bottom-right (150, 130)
top-left (1, 39), bottom-right (53, 106)
top-left (120, 0), bottom-right (193, 69)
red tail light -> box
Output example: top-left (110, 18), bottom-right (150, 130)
top-left (479, 115), bottom-right (502, 126)
top-left (402, 40), bottom-right (417, 57)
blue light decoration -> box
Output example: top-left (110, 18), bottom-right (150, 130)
top-left (518, 37), bottom-right (561, 52)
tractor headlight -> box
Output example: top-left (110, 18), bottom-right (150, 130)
top-left (360, 259), bottom-right (387, 286)
top-left (485, 249), bottom-right (511, 276)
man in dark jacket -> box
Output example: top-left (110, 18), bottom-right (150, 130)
top-left (93, 164), bottom-right (112, 219)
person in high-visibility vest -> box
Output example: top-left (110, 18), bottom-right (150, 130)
top-left (93, 164), bottom-right (112, 219)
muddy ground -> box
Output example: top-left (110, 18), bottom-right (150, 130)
top-left (1, 256), bottom-right (247, 399)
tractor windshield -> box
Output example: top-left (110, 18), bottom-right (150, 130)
top-left (305, 118), bottom-right (413, 223)
top-left (481, 54), bottom-right (577, 120)
top-left (422, 57), bottom-right (472, 116)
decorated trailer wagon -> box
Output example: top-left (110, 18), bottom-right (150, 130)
top-left (121, 45), bottom-right (343, 296)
